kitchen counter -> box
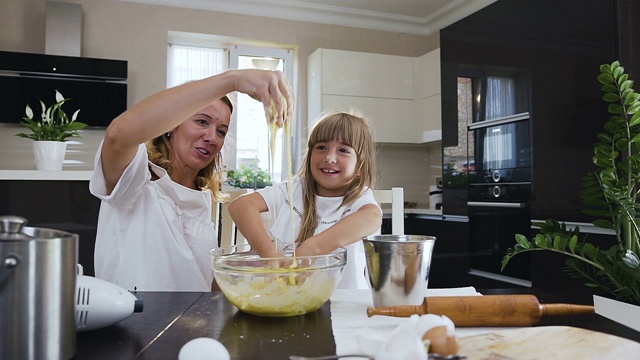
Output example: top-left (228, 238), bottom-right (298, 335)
top-left (0, 170), bottom-right (93, 180)
top-left (74, 288), bottom-right (640, 359)
top-left (76, 291), bottom-right (335, 360)
top-left (381, 205), bottom-right (442, 217)
top-left (404, 207), bottom-right (442, 216)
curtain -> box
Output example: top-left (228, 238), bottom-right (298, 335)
top-left (166, 45), bottom-right (226, 88)
top-left (484, 76), bottom-right (517, 169)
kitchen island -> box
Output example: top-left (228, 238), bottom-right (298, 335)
top-left (75, 289), bottom-right (640, 359)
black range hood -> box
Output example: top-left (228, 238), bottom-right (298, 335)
top-left (0, 50), bottom-right (128, 128)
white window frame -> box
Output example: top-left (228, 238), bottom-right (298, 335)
top-left (166, 33), bottom-right (300, 184)
top-left (229, 45), bottom-right (296, 182)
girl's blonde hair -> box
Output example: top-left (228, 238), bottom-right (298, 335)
top-left (146, 95), bottom-right (233, 202)
top-left (296, 109), bottom-right (376, 244)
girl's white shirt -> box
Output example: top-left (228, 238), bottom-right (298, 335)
top-left (89, 142), bottom-right (216, 291)
top-left (257, 176), bottom-right (381, 289)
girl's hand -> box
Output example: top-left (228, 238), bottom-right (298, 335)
top-left (232, 69), bottom-right (294, 128)
top-left (293, 238), bottom-right (323, 257)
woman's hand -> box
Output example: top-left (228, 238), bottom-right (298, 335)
top-left (231, 69), bottom-right (294, 128)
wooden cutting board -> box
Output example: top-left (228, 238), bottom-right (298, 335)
top-left (458, 326), bottom-right (640, 359)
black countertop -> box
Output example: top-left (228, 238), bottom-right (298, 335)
top-left (75, 291), bottom-right (335, 360)
top-left (75, 289), bottom-right (640, 359)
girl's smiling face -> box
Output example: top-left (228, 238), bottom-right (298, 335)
top-left (310, 138), bottom-right (358, 197)
top-left (169, 99), bottom-right (231, 176)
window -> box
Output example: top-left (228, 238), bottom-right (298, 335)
top-left (228, 46), bottom-right (294, 183)
top-left (167, 39), bottom-right (297, 185)
top-left (166, 45), bottom-right (227, 88)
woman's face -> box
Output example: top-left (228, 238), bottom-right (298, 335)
top-left (170, 99), bottom-right (231, 174)
top-left (309, 138), bottom-right (358, 197)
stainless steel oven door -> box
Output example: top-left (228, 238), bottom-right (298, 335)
top-left (467, 193), bottom-right (532, 287)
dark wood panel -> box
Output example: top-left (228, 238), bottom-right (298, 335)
top-left (0, 180), bottom-right (100, 276)
top-left (138, 293), bottom-right (335, 360)
top-left (75, 292), bottom-right (203, 360)
top-left (405, 215), bottom-right (471, 288)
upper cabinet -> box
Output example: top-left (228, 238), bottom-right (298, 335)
top-left (308, 48), bottom-right (441, 143)
top-left (415, 49), bottom-right (442, 143)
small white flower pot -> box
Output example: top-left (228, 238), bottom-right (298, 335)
top-left (32, 141), bottom-right (67, 171)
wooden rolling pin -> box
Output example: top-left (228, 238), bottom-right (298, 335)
top-left (366, 294), bottom-right (595, 327)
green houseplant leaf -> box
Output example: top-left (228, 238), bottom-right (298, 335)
top-left (224, 161), bottom-right (273, 189)
top-left (15, 90), bottom-right (88, 142)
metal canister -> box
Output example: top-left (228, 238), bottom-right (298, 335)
top-left (364, 234), bottom-right (436, 308)
top-left (0, 215), bottom-right (78, 360)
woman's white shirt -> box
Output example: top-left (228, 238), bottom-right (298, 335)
top-left (89, 142), bottom-right (216, 291)
top-left (257, 176), bottom-right (381, 289)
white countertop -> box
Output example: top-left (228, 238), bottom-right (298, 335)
top-left (0, 170), bottom-right (93, 181)
top-left (381, 205), bottom-right (442, 217)
top-left (404, 208), bottom-right (442, 216)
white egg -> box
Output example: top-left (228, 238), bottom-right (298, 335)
top-left (178, 337), bottom-right (230, 360)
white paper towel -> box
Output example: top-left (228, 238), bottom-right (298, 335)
top-left (329, 287), bottom-right (518, 356)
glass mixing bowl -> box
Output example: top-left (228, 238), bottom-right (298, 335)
top-left (210, 244), bottom-right (346, 317)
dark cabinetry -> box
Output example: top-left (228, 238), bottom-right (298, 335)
top-left (405, 215), bottom-right (472, 288)
top-left (406, 215), bottom-right (524, 289)
top-left (0, 51), bottom-right (128, 128)
top-left (442, 0), bottom-right (616, 222)
top-left (0, 180), bottom-right (99, 275)
top-left (440, 0), bottom-right (618, 291)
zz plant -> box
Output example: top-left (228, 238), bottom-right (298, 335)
top-left (502, 61), bottom-right (640, 305)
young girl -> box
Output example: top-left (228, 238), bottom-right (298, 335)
top-left (228, 110), bottom-right (382, 289)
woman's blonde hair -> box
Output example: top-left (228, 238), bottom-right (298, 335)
top-left (296, 109), bottom-right (376, 244)
top-left (146, 95), bottom-right (233, 202)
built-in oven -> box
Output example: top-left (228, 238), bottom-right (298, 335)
top-left (456, 69), bottom-right (532, 286)
top-left (467, 182), bottom-right (532, 286)
top-left (466, 112), bottom-right (532, 287)
top-left (467, 113), bottom-right (531, 183)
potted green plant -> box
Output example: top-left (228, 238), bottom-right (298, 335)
top-left (224, 161), bottom-right (273, 189)
top-left (501, 61), bottom-right (640, 329)
top-left (16, 90), bottom-right (87, 170)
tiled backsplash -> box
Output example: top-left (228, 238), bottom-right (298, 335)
top-left (375, 142), bottom-right (442, 208)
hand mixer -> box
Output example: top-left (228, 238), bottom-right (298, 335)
top-left (75, 265), bottom-right (144, 332)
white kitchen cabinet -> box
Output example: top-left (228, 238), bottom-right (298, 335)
top-left (415, 48), bottom-right (442, 142)
top-left (322, 94), bottom-right (414, 142)
top-left (308, 48), bottom-right (441, 143)
top-left (318, 49), bottom-right (414, 99)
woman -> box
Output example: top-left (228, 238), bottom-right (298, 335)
top-left (89, 69), bottom-right (293, 291)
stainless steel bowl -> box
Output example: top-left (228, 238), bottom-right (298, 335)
top-left (364, 234), bottom-right (436, 307)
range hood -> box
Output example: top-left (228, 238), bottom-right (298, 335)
top-left (46, 1), bottom-right (83, 57)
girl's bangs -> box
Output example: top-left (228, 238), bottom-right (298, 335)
top-left (310, 113), bottom-right (364, 150)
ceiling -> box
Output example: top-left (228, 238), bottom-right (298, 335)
top-left (116, 0), bottom-right (497, 36)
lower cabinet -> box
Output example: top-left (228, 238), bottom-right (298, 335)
top-left (404, 215), bottom-right (472, 288)
top-left (0, 180), bottom-right (99, 276)
top-left (530, 228), bottom-right (616, 303)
